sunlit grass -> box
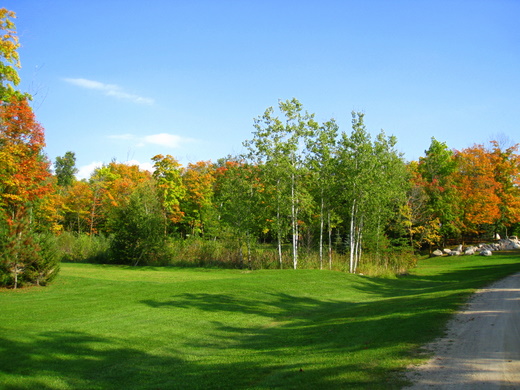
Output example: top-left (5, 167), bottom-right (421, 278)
top-left (1, 252), bottom-right (519, 389)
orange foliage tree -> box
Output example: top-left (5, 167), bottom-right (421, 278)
top-left (0, 97), bottom-right (52, 218)
top-left (453, 144), bottom-right (501, 235)
top-left (85, 162), bottom-right (152, 234)
top-left (489, 141), bottom-right (520, 234)
top-left (180, 161), bottom-right (216, 236)
top-left (451, 141), bottom-right (520, 239)
top-left (61, 181), bottom-right (94, 233)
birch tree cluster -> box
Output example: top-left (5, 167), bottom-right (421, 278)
top-left (242, 99), bottom-right (409, 272)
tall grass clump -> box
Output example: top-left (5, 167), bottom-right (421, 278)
top-left (357, 249), bottom-right (418, 277)
top-left (164, 238), bottom-right (291, 269)
top-left (165, 237), bottom-right (248, 268)
top-left (56, 232), bottom-right (111, 263)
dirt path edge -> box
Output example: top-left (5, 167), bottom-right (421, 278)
top-left (403, 271), bottom-right (520, 389)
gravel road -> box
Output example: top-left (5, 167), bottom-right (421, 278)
top-left (404, 271), bottom-right (520, 389)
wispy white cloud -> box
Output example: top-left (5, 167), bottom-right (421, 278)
top-left (124, 160), bottom-right (154, 173)
top-left (77, 161), bottom-right (103, 180)
top-left (143, 133), bottom-right (188, 148)
top-left (108, 132), bottom-right (195, 149)
top-left (64, 78), bottom-right (154, 105)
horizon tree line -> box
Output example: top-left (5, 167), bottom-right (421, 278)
top-left (1, 7), bottom-right (520, 288)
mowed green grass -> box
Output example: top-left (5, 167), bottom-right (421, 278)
top-left (1, 252), bottom-right (519, 389)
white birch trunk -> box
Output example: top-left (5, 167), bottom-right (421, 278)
top-left (319, 196), bottom-right (324, 270)
top-left (353, 218), bottom-right (363, 273)
top-left (349, 199), bottom-right (356, 273)
top-left (327, 211), bottom-right (333, 270)
top-left (277, 204), bottom-right (283, 268)
top-left (353, 225), bottom-right (359, 273)
top-left (246, 233), bottom-right (252, 270)
top-left (291, 172), bottom-right (298, 270)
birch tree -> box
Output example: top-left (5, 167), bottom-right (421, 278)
top-left (336, 113), bottom-right (374, 272)
top-left (244, 98), bottom-right (318, 269)
top-left (336, 112), bottom-right (408, 273)
top-left (306, 119), bottom-right (339, 269)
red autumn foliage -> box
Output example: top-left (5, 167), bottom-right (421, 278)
top-left (0, 97), bottom-right (52, 217)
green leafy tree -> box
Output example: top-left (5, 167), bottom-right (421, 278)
top-left (0, 8), bottom-right (24, 100)
top-left (214, 159), bottom-right (263, 269)
top-left (417, 137), bottom-right (461, 246)
top-left (54, 151), bottom-right (78, 188)
top-left (109, 181), bottom-right (165, 266)
top-left (152, 154), bottom-right (186, 234)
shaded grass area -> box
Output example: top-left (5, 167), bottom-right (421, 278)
top-left (1, 252), bottom-right (519, 389)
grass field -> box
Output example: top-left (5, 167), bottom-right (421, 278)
top-left (1, 252), bottom-right (519, 389)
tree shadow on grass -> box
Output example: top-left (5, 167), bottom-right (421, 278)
top-left (135, 258), bottom-right (520, 388)
top-left (138, 287), bottom-right (486, 389)
top-left (0, 326), bottom-right (412, 390)
top-left (0, 331), bottom-right (188, 389)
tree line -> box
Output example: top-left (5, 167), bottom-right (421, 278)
top-left (1, 8), bottom-right (520, 287)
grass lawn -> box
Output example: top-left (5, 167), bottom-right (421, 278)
top-left (1, 252), bottom-right (519, 389)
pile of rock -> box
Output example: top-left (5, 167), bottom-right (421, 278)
top-left (431, 236), bottom-right (520, 257)
top-left (498, 236), bottom-right (520, 250)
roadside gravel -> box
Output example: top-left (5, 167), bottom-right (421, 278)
top-left (404, 272), bottom-right (520, 389)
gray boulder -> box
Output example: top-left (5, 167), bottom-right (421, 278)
top-left (464, 247), bottom-right (476, 255)
top-left (480, 249), bottom-right (492, 256)
top-left (498, 239), bottom-right (520, 250)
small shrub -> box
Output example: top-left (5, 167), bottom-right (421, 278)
top-left (0, 219), bottom-right (61, 288)
top-left (29, 233), bottom-right (61, 286)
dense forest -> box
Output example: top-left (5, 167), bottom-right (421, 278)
top-left (1, 9), bottom-right (520, 288)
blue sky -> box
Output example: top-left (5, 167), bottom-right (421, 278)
top-left (5, 0), bottom-right (520, 179)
